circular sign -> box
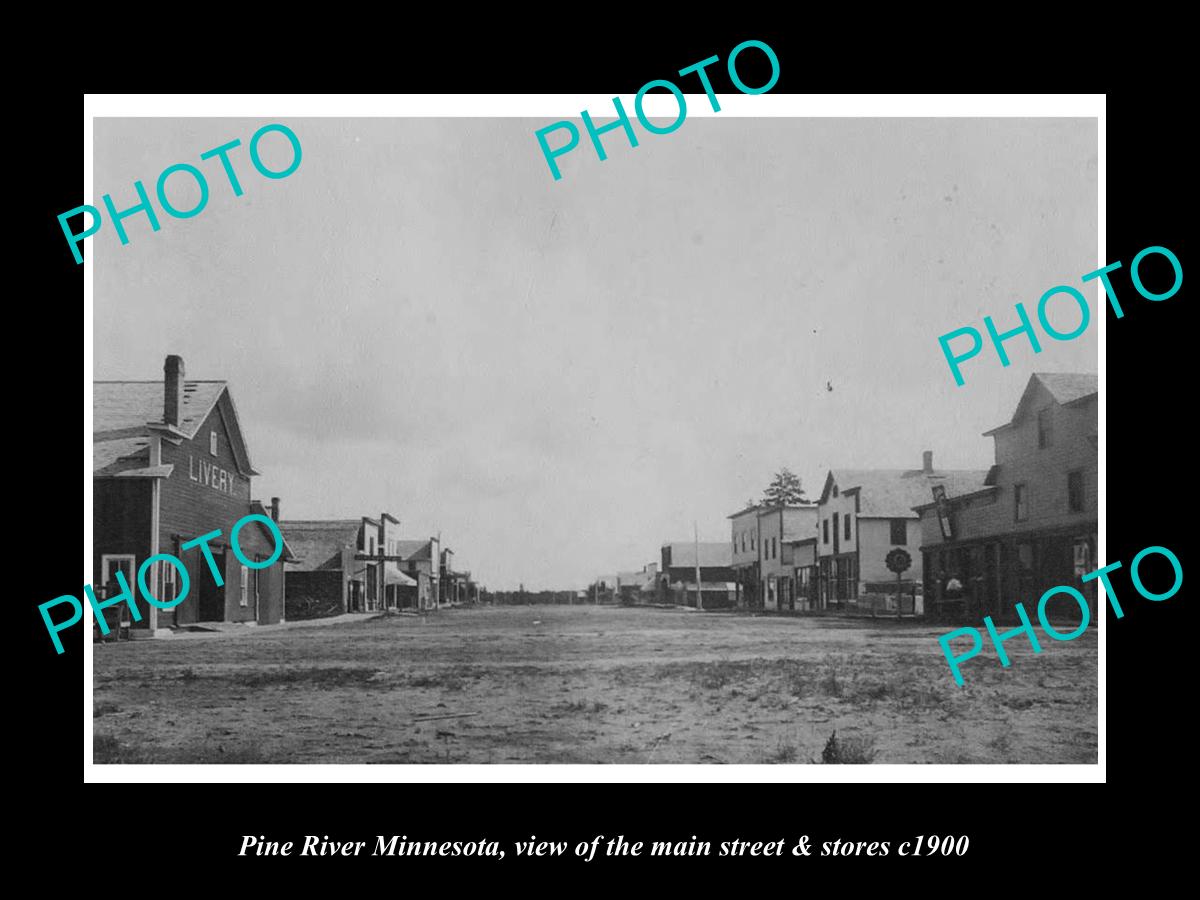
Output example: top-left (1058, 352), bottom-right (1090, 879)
top-left (886, 548), bottom-right (912, 574)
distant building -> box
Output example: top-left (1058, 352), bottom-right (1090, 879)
top-left (727, 505), bottom-right (762, 610)
top-left (659, 543), bottom-right (736, 608)
top-left (94, 354), bottom-right (294, 634)
top-left (283, 513), bottom-right (417, 618)
top-left (395, 538), bottom-right (442, 609)
top-left (727, 504), bottom-right (818, 610)
top-left (817, 453), bottom-right (990, 608)
top-left (758, 505), bottom-right (818, 611)
top-left (616, 563), bottom-right (658, 602)
top-left (783, 536), bottom-right (820, 611)
top-left (915, 373), bottom-right (1098, 622)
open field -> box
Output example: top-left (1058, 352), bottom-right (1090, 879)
top-left (92, 605), bottom-right (1097, 764)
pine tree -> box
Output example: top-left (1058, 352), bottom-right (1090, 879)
top-left (762, 468), bottom-right (808, 506)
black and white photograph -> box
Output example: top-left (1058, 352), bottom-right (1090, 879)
top-left (86, 104), bottom-right (1100, 768)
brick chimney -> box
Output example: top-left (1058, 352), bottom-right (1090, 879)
top-left (922, 450), bottom-right (934, 474)
top-left (270, 497), bottom-right (281, 522)
top-left (164, 355), bottom-right (184, 427)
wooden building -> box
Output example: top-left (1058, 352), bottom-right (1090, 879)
top-left (93, 355), bottom-right (294, 634)
top-left (283, 514), bottom-right (419, 618)
top-left (658, 542), bottom-right (736, 608)
top-left (915, 373), bottom-right (1098, 623)
top-left (816, 454), bottom-right (989, 609)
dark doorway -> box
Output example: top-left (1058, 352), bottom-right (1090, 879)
top-left (198, 549), bottom-right (226, 621)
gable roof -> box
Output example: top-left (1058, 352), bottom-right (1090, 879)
top-left (93, 378), bottom-right (258, 477)
top-left (249, 501), bottom-right (297, 562)
top-left (280, 520), bottom-right (361, 571)
top-left (94, 380), bottom-right (226, 439)
top-left (663, 542), bottom-right (733, 568)
top-left (821, 468), bottom-right (992, 518)
top-left (985, 372), bottom-right (1098, 435)
top-left (1034, 372), bottom-right (1098, 405)
top-left (395, 539), bottom-right (433, 561)
top-left (616, 569), bottom-right (656, 590)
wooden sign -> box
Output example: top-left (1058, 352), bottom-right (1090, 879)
top-left (931, 484), bottom-right (954, 540)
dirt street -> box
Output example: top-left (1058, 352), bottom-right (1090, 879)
top-left (92, 605), bottom-right (1097, 764)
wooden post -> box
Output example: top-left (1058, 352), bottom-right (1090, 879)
top-left (694, 522), bottom-right (704, 612)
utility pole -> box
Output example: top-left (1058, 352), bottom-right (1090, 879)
top-left (694, 521), bottom-right (704, 612)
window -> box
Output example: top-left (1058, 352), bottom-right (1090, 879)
top-left (844, 515), bottom-right (852, 540)
top-left (832, 485), bottom-right (839, 498)
top-left (741, 532), bottom-right (746, 552)
top-left (1016, 542), bottom-right (1035, 571)
top-left (832, 513), bottom-right (839, 548)
top-left (210, 430), bottom-right (218, 456)
top-left (1068, 470), bottom-right (1084, 512)
top-left (1014, 483), bottom-right (1028, 522)
top-left (239, 565), bottom-right (249, 607)
top-left (369, 535), bottom-right (376, 555)
top-left (772, 538), bottom-right (777, 559)
top-left (162, 558), bottom-right (178, 605)
top-left (823, 519), bottom-right (829, 544)
top-left (890, 519), bottom-right (908, 545)
top-left (1037, 408), bottom-right (1053, 449)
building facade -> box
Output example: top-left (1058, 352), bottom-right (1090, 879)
top-left (915, 373), bottom-right (1098, 623)
top-left (785, 537), bottom-right (820, 610)
top-left (758, 504), bottom-right (818, 610)
top-left (282, 513), bottom-right (417, 618)
top-left (94, 355), bottom-right (294, 634)
top-left (727, 505), bottom-right (762, 610)
top-left (816, 453), bottom-right (989, 608)
top-left (659, 543), bottom-right (736, 608)
top-left (394, 538), bottom-right (443, 609)
top-left (616, 563), bottom-right (658, 603)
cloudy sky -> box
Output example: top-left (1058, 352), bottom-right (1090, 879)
top-left (93, 115), bottom-right (1097, 589)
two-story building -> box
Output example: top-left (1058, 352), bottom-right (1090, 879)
top-left (395, 538), bottom-right (442, 609)
top-left (757, 504), bottom-right (819, 611)
top-left (728, 505), bottom-right (762, 609)
top-left (915, 372), bottom-right (1098, 623)
top-left (93, 355), bottom-right (295, 634)
top-left (816, 453), bottom-right (989, 608)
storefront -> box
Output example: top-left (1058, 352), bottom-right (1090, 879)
top-left (923, 526), bottom-right (1097, 622)
top-left (93, 355), bottom-right (294, 634)
top-left (915, 373), bottom-right (1098, 625)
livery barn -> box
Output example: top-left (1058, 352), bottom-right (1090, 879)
top-left (93, 355), bottom-right (295, 635)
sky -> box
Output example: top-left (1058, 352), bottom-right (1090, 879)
top-left (93, 115), bottom-right (1098, 590)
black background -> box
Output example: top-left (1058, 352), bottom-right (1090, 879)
top-left (21, 25), bottom-right (1188, 884)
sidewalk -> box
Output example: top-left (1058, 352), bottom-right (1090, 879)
top-left (151, 612), bottom-right (380, 640)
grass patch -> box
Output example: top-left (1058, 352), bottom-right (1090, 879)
top-left (93, 700), bottom-right (121, 717)
top-left (763, 741), bottom-right (798, 764)
top-left (94, 733), bottom-right (267, 764)
top-left (94, 734), bottom-right (149, 764)
top-left (819, 730), bottom-right (877, 764)
top-left (555, 699), bottom-right (609, 714)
